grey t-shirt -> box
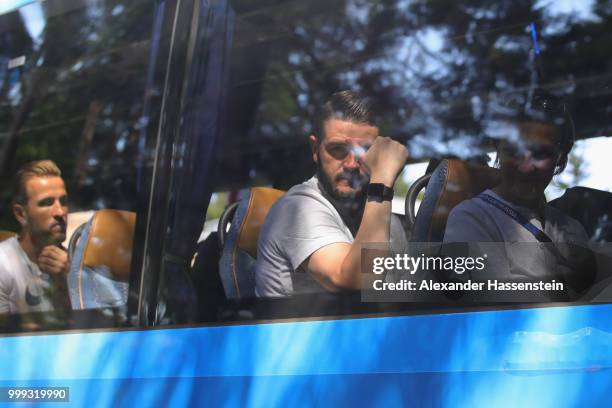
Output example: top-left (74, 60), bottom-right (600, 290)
top-left (443, 189), bottom-right (592, 298)
top-left (255, 176), bottom-right (407, 297)
top-left (444, 189), bottom-right (589, 245)
top-left (0, 237), bottom-right (55, 314)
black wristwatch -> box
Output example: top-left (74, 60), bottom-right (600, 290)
top-left (367, 183), bottom-right (394, 202)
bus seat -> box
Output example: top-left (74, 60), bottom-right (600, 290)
top-left (0, 230), bottom-right (16, 242)
top-left (219, 187), bottom-right (284, 300)
top-left (411, 159), bottom-right (500, 242)
top-left (191, 231), bottom-right (227, 320)
top-left (549, 186), bottom-right (612, 241)
top-left (68, 209), bottom-right (135, 310)
top-left (80, 209), bottom-right (136, 281)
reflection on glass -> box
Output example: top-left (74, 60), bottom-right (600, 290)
top-left (0, 0), bottom-right (156, 331)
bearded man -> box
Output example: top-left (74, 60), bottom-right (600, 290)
top-left (444, 89), bottom-right (595, 299)
top-left (255, 91), bottom-right (409, 297)
top-left (0, 160), bottom-right (70, 314)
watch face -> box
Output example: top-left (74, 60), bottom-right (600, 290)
top-left (368, 183), bottom-right (384, 196)
top-left (367, 183), bottom-right (393, 201)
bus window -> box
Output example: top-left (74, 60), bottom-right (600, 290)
top-left (160, 0), bottom-right (612, 325)
top-left (0, 0), bottom-right (171, 333)
top-left (8, 0), bottom-right (609, 328)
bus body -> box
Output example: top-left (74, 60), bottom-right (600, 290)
top-left (3, 304), bottom-right (612, 405)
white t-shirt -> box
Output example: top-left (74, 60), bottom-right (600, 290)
top-left (255, 176), bottom-right (407, 297)
top-left (0, 237), bottom-right (55, 314)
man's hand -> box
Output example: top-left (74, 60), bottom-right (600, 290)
top-left (38, 245), bottom-right (70, 276)
top-left (361, 137), bottom-right (408, 186)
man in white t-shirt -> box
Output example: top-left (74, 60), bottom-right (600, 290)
top-left (444, 89), bottom-right (595, 299)
top-left (256, 91), bottom-right (409, 297)
top-left (0, 160), bottom-right (70, 314)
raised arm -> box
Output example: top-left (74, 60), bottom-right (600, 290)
top-left (304, 137), bottom-right (408, 290)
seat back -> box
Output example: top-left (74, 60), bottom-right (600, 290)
top-left (549, 186), bottom-right (612, 241)
top-left (69, 209), bottom-right (136, 309)
top-left (80, 209), bottom-right (136, 281)
top-left (412, 159), bottom-right (500, 242)
top-left (219, 187), bottom-right (284, 300)
top-left (0, 230), bottom-right (16, 242)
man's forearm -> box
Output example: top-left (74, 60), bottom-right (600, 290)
top-left (50, 274), bottom-right (71, 311)
top-left (337, 200), bottom-right (392, 289)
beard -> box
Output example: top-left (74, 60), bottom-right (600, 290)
top-left (316, 160), bottom-right (368, 235)
top-left (316, 163), bottom-right (368, 203)
top-left (501, 170), bottom-right (550, 205)
top-left (32, 220), bottom-right (67, 246)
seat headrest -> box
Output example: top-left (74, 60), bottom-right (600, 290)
top-left (0, 230), bottom-right (16, 242)
top-left (236, 187), bottom-right (285, 258)
top-left (413, 159), bottom-right (501, 242)
top-left (82, 209), bottom-right (136, 281)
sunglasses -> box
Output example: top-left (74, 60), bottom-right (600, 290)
top-left (500, 143), bottom-right (561, 161)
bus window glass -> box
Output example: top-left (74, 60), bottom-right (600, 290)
top-left (0, 0), bottom-right (162, 332)
top-left (177, 0), bottom-right (612, 324)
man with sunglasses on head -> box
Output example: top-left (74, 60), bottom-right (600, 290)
top-left (256, 91), bottom-right (408, 297)
top-left (444, 89), bottom-right (595, 300)
top-left (0, 160), bottom-right (70, 314)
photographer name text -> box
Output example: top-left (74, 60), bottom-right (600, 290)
top-left (372, 279), bottom-right (564, 292)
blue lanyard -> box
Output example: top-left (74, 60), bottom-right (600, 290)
top-left (478, 193), bottom-right (552, 243)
